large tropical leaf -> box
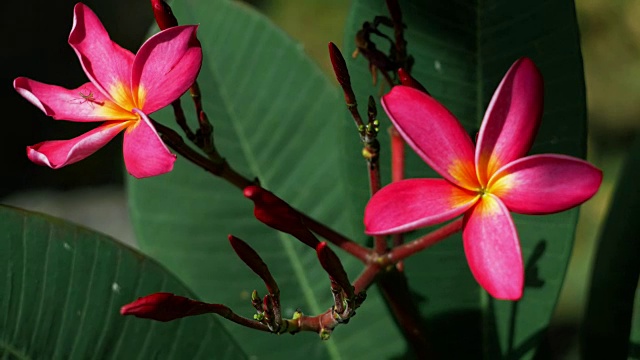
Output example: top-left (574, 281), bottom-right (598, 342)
top-left (0, 205), bottom-right (245, 359)
top-left (630, 284), bottom-right (640, 360)
top-left (128, 0), bottom-right (405, 358)
top-left (581, 135), bottom-right (640, 359)
top-left (343, 1), bottom-right (586, 358)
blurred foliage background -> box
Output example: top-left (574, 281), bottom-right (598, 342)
top-left (1, 0), bottom-right (637, 358)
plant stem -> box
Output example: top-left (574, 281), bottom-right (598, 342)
top-left (389, 126), bottom-right (405, 270)
top-left (377, 269), bottom-right (434, 358)
top-left (390, 126), bottom-right (405, 183)
top-left (387, 218), bottom-right (464, 264)
top-left (153, 119), bottom-right (253, 189)
top-left (153, 119), bottom-right (371, 262)
top-left (353, 263), bottom-right (381, 293)
top-left (213, 304), bottom-right (271, 332)
top-left (170, 98), bottom-right (196, 141)
top-left (299, 213), bottom-right (372, 263)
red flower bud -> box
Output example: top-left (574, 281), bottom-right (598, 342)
top-left (151, 0), bottom-right (179, 30)
top-left (244, 185), bottom-right (320, 249)
top-left (228, 235), bottom-right (279, 295)
top-left (120, 292), bottom-right (224, 322)
top-left (328, 42), bottom-right (351, 88)
top-left (316, 242), bottom-right (355, 299)
top-left (398, 68), bottom-right (429, 95)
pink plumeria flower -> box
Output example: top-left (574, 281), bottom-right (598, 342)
top-left (14, 3), bottom-right (202, 178)
top-left (364, 58), bottom-right (602, 300)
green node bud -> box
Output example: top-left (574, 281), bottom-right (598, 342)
top-left (319, 329), bottom-right (331, 340)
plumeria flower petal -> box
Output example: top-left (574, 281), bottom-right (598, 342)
top-left (381, 87), bottom-right (479, 190)
top-left (132, 25), bottom-right (202, 113)
top-left (365, 179), bottom-right (479, 235)
top-left (13, 79), bottom-right (135, 121)
top-left (463, 195), bottom-right (523, 300)
top-left (14, 3), bottom-right (203, 178)
top-left (366, 57), bottom-right (602, 300)
top-left (68, 3), bottom-right (135, 106)
top-left (27, 121), bottom-right (130, 168)
top-left (489, 154), bottom-right (603, 214)
top-left (123, 110), bottom-right (176, 178)
top-left (475, 58), bottom-right (544, 186)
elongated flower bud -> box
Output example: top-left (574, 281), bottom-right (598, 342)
top-left (328, 42), bottom-right (351, 88)
top-left (316, 242), bottom-right (355, 299)
top-left (229, 235), bottom-right (279, 295)
top-left (151, 0), bottom-right (178, 30)
top-left (244, 185), bottom-right (320, 249)
top-left (120, 292), bottom-right (225, 322)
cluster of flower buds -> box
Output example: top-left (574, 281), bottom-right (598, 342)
top-left (121, 185), bottom-right (366, 339)
top-left (243, 186), bottom-right (366, 332)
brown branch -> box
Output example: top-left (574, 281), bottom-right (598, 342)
top-left (152, 119), bottom-right (254, 189)
top-left (300, 213), bottom-right (372, 263)
top-left (387, 218), bottom-right (464, 264)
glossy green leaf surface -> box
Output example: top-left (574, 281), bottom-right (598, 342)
top-left (343, 1), bottom-right (586, 358)
top-left (0, 205), bottom-right (245, 360)
top-left (582, 135), bottom-right (640, 360)
top-left (128, 0), bottom-right (404, 358)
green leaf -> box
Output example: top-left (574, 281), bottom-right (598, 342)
top-left (581, 135), bottom-right (640, 360)
top-left (630, 284), bottom-right (640, 360)
top-left (343, 1), bottom-right (586, 358)
top-left (0, 205), bottom-right (245, 359)
top-left (129, 0), bottom-right (404, 358)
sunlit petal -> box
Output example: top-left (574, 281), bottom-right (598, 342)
top-left (122, 109), bottom-right (176, 178)
top-left (463, 195), bottom-right (523, 300)
top-left (68, 3), bottom-right (135, 108)
top-left (27, 121), bottom-right (129, 168)
top-left (14, 78), bottom-right (136, 122)
top-left (475, 58), bottom-right (544, 185)
top-left (489, 154), bottom-right (603, 214)
top-left (365, 178), bottom-right (479, 235)
top-left (132, 25), bottom-right (202, 113)
top-left (382, 86), bottom-right (479, 190)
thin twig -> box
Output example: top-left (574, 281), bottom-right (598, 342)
top-left (152, 119), bottom-right (371, 262)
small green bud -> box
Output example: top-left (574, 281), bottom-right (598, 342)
top-left (319, 329), bottom-right (331, 340)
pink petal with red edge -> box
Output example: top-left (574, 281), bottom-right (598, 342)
top-left (463, 194), bottom-right (523, 300)
top-left (27, 121), bottom-right (130, 168)
top-left (382, 86), bottom-right (479, 190)
top-left (132, 25), bottom-right (202, 113)
top-left (364, 178), bottom-right (479, 235)
top-left (475, 58), bottom-right (544, 186)
top-left (68, 3), bottom-right (135, 107)
top-left (14, 78), bottom-right (135, 122)
top-left (489, 154), bottom-right (603, 214)
top-left (123, 109), bottom-right (176, 178)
